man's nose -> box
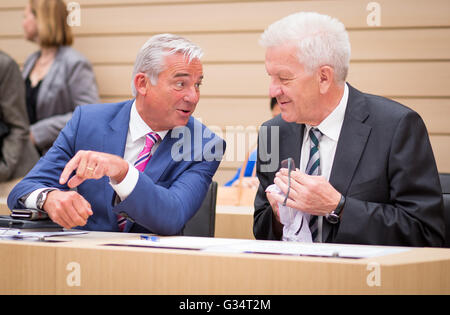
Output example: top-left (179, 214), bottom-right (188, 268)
top-left (269, 81), bottom-right (282, 98)
top-left (184, 86), bottom-right (199, 104)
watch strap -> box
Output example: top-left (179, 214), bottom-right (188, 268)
top-left (325, 194), bottom-right (346, 224)
top-left (333, 194), bottom-right (346, 216)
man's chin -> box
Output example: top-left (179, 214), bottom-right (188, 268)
top-left (172, 117), bottom-right (191, 129)
top-left (280, 112), bottom-right (296, 123)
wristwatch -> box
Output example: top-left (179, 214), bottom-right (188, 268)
top-left (325, 194), bottom-right (346, 224)
top-left (36, 188), bottom-right (57, 210)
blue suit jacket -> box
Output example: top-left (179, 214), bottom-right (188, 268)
top-left (8, 100), bottom-right (225, 235)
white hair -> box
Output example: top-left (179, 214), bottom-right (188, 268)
top-left (259, 12), bottom-right (351, 83)
top-left (131, 33), bottom-right (204, 96)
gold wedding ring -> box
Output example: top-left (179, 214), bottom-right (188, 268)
top-left (86, 167), bottom-right (95, 172)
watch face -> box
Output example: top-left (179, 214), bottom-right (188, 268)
top-left (326, 213), bottom-right (340, 224)
top-left (37, 189), bottom-right (52, 210)
top-left (37, 200), bottom-right (42, 209)
top-left (37, 193), bottom-right (45, 209)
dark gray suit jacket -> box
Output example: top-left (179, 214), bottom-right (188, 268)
top-left (253, 84), bottom-right (445, 247)
top-left (0, 51), bottom-right (39, 181)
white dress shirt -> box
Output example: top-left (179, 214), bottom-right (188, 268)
top-left (110, 100), bottom-right (168, 200)
top-left (300, 83), bottom-right (349, 181)
top-left (25, 100), bottom-right (168, 208)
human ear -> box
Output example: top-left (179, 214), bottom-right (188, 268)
top-left (134, 73), bottom-right (149, 96)
top-left (318, 66), bottom-right (334, 94)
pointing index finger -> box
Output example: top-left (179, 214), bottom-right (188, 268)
top-left (60, 153), bottom-right (82, 185)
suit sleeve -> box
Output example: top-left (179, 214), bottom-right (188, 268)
top-left (113, 136), bottom-right (226, 236)
top-left (7, 106), bottom-right (80, 209)
top-left (334, 111), bottom-right (445, 247)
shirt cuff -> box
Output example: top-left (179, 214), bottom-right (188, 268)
top-left (109, 162), bottom-right (139, 201)
top-left (23, 188), bottom-right (54, 209)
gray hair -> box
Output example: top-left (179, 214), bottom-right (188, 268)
top-left (131, 33), bottom-right (204, 96)
top-left (259, 12), bottom-right (351, 83)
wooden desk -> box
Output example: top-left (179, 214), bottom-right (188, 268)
top-left (215, 205), bottom-right (254, 239)
top-left (0, 232), bottom-right (449, 295)
top-left (0, 178), bottom-right (20, 216)
top-left (0, 198), bottom-right (9, 215)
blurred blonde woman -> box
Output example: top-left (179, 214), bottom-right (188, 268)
top-left (22, 0), bottom-right (99, 154)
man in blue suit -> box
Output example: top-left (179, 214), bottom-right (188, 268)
top-left (8, 34), bottom-right (225, 234)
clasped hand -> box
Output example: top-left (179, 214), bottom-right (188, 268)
top-left (267, 168), bottom-right (341, 223)
top-left (43, 150), bottom-right (129, 229)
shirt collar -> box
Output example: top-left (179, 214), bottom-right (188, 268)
top-left (129, 100), bottom-right (169, 143)
top-left (306, 83), bottom-right (349, 142)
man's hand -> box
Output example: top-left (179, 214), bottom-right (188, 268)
top-left (59, 150), bottom-right (129, 188)
top-left (266, 191), bottom-right (281, 222)
top-left (43, 190), bottom-right (93, 229)
top-left (272, 168), bottom-right (341, 216)
top-left (266, 191), bottom-right (284, 238)
top-left (49, 150), bottom-right (128, 229)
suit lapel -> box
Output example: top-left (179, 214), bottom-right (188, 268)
top-left (105, 100), bottom-right (133, 157)
top-left (22, 52), bottom-right (38, 80)
top-left (144, 129), bottom-right (178, 183)
top-left (143, 117), bottom-right (199, 184)
top-left (324, 85), bottom-right (372, 241)
top-left (268, 116), bottom-right (303, 170)
top-left (105, 100), bottom-right (186, 185)
top-left (37, 49), bottom-right (62, 112)
top-left (285, 122), bottom-right (304, 170)
top-left (266, 117), bottom-right (303, 179)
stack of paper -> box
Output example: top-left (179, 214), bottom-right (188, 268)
top-left (0, 228), bottom-right (88, 240)
top-left (124, 236), bottom-right (410, 259)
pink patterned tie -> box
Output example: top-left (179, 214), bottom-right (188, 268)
top-left (118, 132), bottom-right (161, 231)
top-left (133, 132), bottom-right (161, 172)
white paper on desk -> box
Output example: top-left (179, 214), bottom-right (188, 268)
top-left (266, 184), bottom-right (312, 243)
top-left (125, 236), bottom-right (249, 250)
top-left (0, 228), bottom-right (88, 240)
top-left (207, 239), bottom-right (410, 258)
top-left (123, 236), bottom-right (409, 259)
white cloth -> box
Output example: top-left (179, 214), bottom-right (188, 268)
top-left (266, 184), bottom-right (312, 243)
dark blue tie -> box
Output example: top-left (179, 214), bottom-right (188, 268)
top-left (306, 128), bottom-right (323, 242)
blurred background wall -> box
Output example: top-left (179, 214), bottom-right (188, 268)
top-left (1, 0), bottom-right (449, 185)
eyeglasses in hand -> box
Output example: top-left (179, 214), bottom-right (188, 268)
top-left (280, 158), bottom-right (295, 207)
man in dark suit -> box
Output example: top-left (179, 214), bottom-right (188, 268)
top-left (253, 12), bottom-right (444, 247)
top-left (8, 34), bottom-right (225, 234)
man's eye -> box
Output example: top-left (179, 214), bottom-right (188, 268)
top-left (195, 82), bottom-right (202, 89)
top-left (176, 82), bottom-right (184, 88)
